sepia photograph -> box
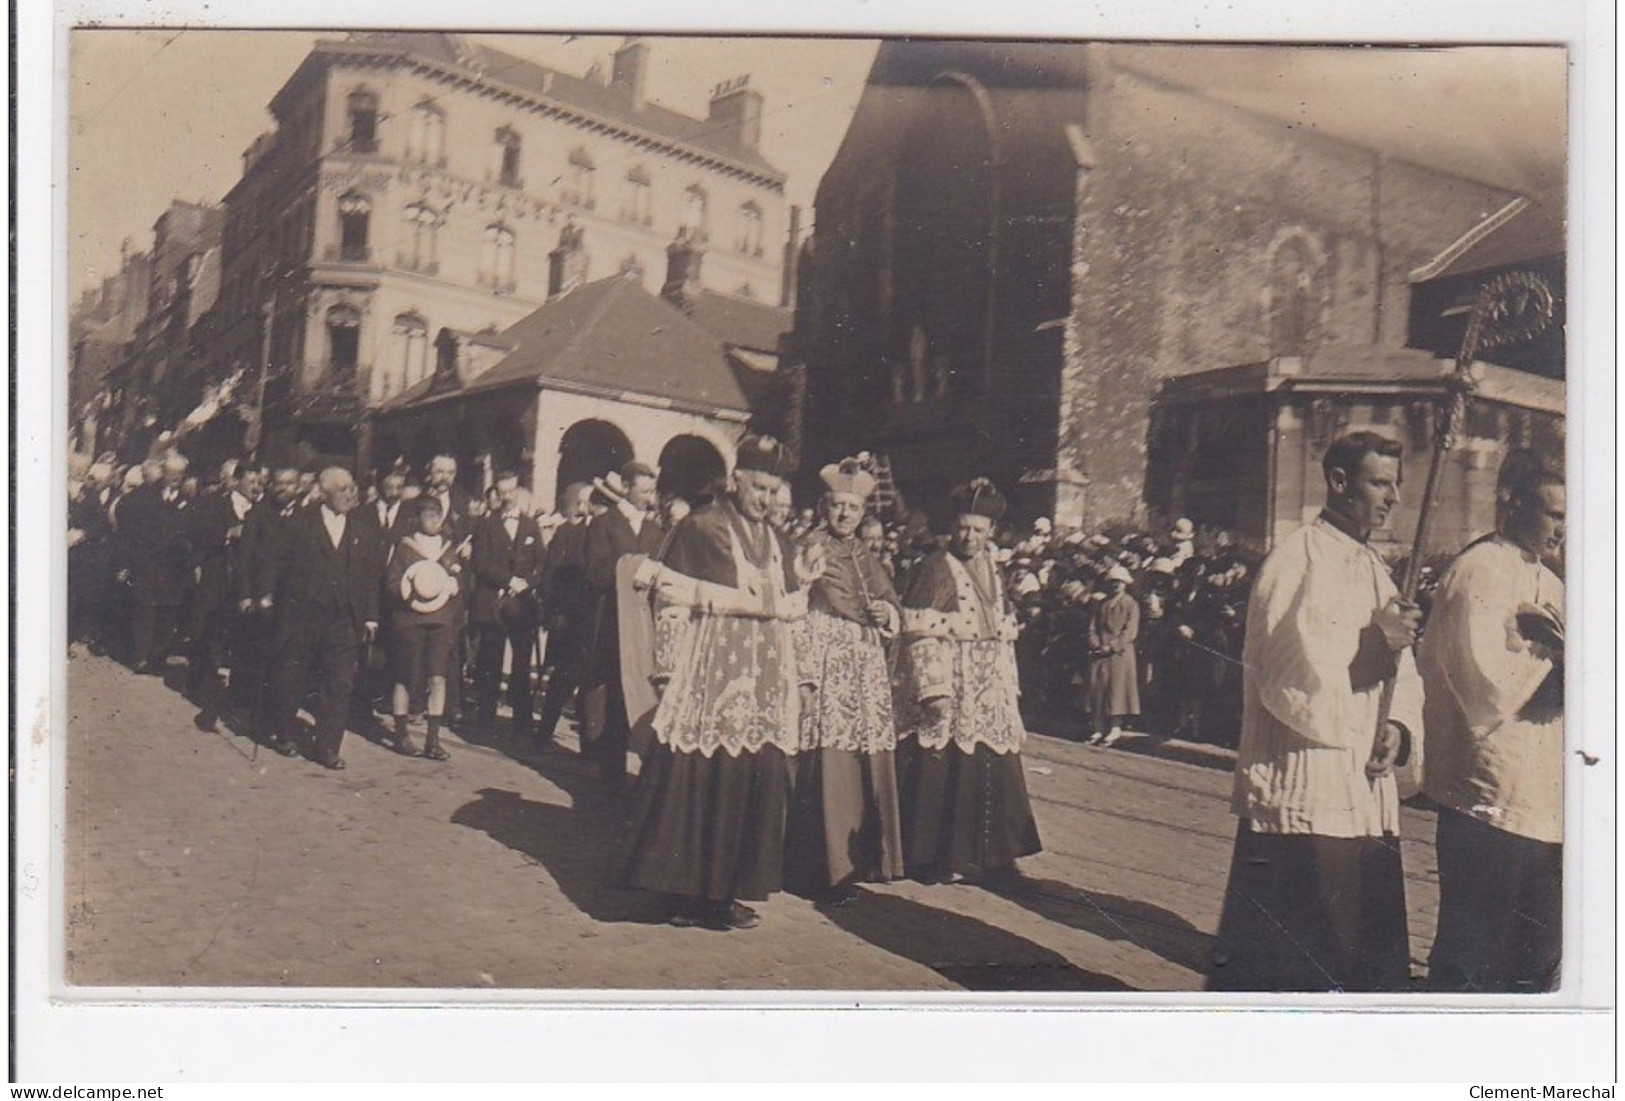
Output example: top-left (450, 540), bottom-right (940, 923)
top-left (22, 0), bottom-right (1614, 1082)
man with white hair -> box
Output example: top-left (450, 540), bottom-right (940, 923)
top-left (262, 466), bottom-right (381, 768)
top-left (116, 451), bottom-right (194, 674)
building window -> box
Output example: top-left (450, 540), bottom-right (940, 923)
top-left (737, 201), bottom-right (763, 256)
top-left (481, 224), bottom-right (517, 293)
top-left (563, 148), bottom-right (596, 209)
top-left (338, 192), bottom-right (371, 262)
top-left (495, 126), bottom-right (522, 188)
top-left (621, 165), bottom-right (652, 224)
top-left (326, 303), bottom-right (361, 375)
top-left (400, 203), bottom-right (441, 273)
top-left (681, 185), bottom-right (708, 240)
top-left (393, 311), bottom-right (429, 389)
top-left (346, 90), bottom-right (379, 154)
top-left (406, 101), bottom-right (446, 165)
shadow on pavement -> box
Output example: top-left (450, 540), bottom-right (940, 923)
top-left (449, 771), bottom-right (666, 928)
top-left (818, 889), bottom-right (1137, 992)
top-left (995, 876), bottom-right (1213, 976)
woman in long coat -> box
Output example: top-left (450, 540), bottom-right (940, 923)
top-left (1087, 565), bottom-right (1141, 746)
top-left (785, 458), bottom-right (905, 903)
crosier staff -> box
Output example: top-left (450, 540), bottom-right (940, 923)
top-left (1367, 269), bottom-right (1556, 779)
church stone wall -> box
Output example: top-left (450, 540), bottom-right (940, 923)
top-left (1062, 64), bottom-right (1514, 527)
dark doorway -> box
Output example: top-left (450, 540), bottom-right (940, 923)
top-left (555, 419), bottom-right (634, 509)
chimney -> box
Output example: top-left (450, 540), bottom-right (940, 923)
top-left (611, 37), bottom-right (649, 111)
top-left (547, 219), bottom-right (589, 299)
top-left (780, 204), bottom-right (802, 308)
top-left (707, 75), bottom-right (763, 150)
top-left (662, 230), bottom-right (705, 312)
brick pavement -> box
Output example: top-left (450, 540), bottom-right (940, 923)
top-left (63, 650), bottom-right (1442, 993)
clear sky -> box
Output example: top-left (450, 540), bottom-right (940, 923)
top-left (68, 31), bottom-right (1565, 302)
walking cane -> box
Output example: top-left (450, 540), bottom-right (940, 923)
top-left (1369, 269), bottom-right (1557, 763)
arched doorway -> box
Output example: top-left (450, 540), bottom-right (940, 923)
top-left (555, 418), bottom-right (633, 509)
top-left (657, 433), bottom-right (727, 506)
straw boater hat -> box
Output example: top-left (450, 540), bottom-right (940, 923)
top-left (949, 477), bottom-right (1007, 523)
top-left (590, 470), bottom-right (627, 505)
top-left (402, 559), bottom-right (454, 614)
top-left (819, 456), bottom-right (877, 501)
top-left (1106, 564), bottom-right (1134, 586)
top-left (1170, 517), bottom-right (1196, 541)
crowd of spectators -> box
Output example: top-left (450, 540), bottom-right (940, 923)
top-left (784, 498), bottom-right (1266, 749)
top-left (75, 435), bottom-right (1458, 755)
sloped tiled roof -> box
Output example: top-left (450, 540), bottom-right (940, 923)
top-left (316, 32), bottom-right (783, 184)
top-left (403, 276), bottom-right (764, 415)
top-left (688, 290), bottom-right (790, 353)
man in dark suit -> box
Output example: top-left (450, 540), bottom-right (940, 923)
top-left (580, 461), bottom-right (665, 785)
top-left (116, 451), bottom-right (195, 674)
top-left (422, 454), bottom-right (474, 543)
top-left (535, 481), bottom-right (594, 746)
top-left (262, 466), bottom-right (380, 768)
top-left (235, 466), bottom-right (302, 731)
top-left (469, 471), bottom-right (546, 741)
top-left (353, 468), bottom-right (413, 713)
top-left (185, 461), bottom-right (263, 716)
top-left (357, 468), bottom-right (413, 546)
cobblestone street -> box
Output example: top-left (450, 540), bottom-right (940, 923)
top-left (64, 650), bottom-right (1443, 994)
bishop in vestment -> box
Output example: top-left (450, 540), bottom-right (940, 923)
top-left (610, 436), bottom-right (823, 931)
top-left (894, 478), bottom-right (1041, 886)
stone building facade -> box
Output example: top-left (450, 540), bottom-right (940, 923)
top-left (797, 41), bottom-right (1521, 529)
top-left (193, 31), bottom-right (790, 477)
top-left (1146, 191), bottom-right (1566, 557)
top-left (93, 201), bottom-right (224, 461)
top-left (68, 241), bottom-right (153, 458)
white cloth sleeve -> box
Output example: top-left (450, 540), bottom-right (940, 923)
top-left (1248, 536), bottom-right (1367, 752)
top-left (1432, 553), bottom-right (1554, 736)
